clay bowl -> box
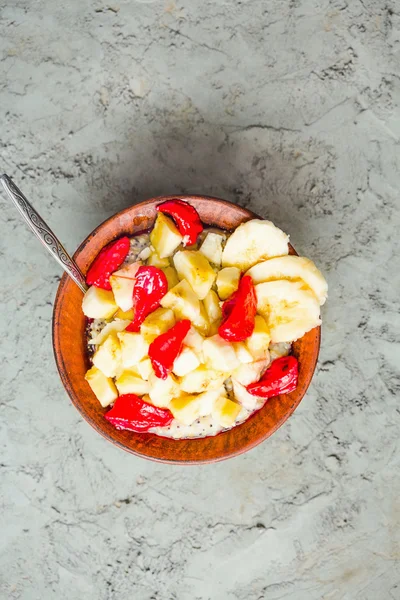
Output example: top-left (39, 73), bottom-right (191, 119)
top-left (53, 195), bottom-right (320, 464)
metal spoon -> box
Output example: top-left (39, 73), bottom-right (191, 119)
top-left (0, 173), bottom-right (88, 293)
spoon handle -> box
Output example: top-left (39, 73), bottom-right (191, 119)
top-left (0, 173), bottom-right (88, 293)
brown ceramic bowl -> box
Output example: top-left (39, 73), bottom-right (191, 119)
top-left (53, 195), bottom-right (321, 464)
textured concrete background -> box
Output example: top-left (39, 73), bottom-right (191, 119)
top-left (1, 1), bottom-right (400, 599)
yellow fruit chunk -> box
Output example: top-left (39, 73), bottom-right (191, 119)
top-left (162, 266), bottom-right (179, 290)
top-left (117, 331), bottom-right (149, 369)
top-left (246, 255), bottom-right (328, 305)
top-left (197, 388), bottom-right (223, 416)
top-left (136, 357), bottom-right (153, 381)
top-left (179, 365), bottom-right (227, 394)
top-left (169, 394), bottom-right (203, 425)
top-left (92, 333), bottom-right (122, 378)
top-left (232, 358), bottom-right (268, 386)
top-left (245, 315), bottom-right (271, 359)
top-left (140, 307), bottom-right (176, 343)
top-left (173, 250), bottom-right (216, 300)
top-left (172, 346), bottom-right (200, 377)
top-left (137, 247), bottom-right (151, 261)
top-left (212, 396), bottom-right (241, 428)
top-left (183, 327), bottom-right (205, 360)
top-left (203, 290), bottom-right (222, 324)
top-left (269, 342), bottom-right (291, 361)
top-left (150, 213), bottom-right (182, 258)
top-left (160, 280), bottom-right (201, 322)
top-left (148, 373), bottom-right (180, 407)
top-left (222, 219), bottom-right (289, 271)
top-left (255, 280), bottom-right (321, 343)
top-left (216, 267), bottom-right (241, 300)
top-left (147, 251), bottom-right (170, 268)
top-left (109, 263), bottom-right (141, 312)
top-left (89, 319), bottom-right (131, 347)
top-left (208, 322), bottom-right (220, 336)
top-left (203, 334), bottom-right (240, 372)
top-left (233, 342), bottom-right (254, 364)
top-left (85, 366), bottom-right (118, 408)
top-left (199, 232), bottom-right (224, 266)
top-left (192, 301), bottom-right (210, 336)
top-left (115, 370), bottom-right (150, 396)
top-left (232, 379), bottom-right (258, 411)
top-left (82, 286), bottom-right (117, 319)
top-left (115, 308), bottom-right (135, 320)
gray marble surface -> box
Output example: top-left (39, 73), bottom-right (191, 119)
top-left (1, 0), bottom-right (400, 598)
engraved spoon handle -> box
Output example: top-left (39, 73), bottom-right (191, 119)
top-left (0, 173), bottom-right (88, 293)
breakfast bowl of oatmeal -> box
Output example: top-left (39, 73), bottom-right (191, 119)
top-left (53, 195), bottom-right (327, 464)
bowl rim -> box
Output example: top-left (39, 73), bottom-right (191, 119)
top-left (52, 194), bottom-right (321, 464)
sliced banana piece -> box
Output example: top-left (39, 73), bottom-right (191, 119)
top-left (173, 250), bottom-right (216, 300)
top-left (169, 394), bottom-right (202, 425)
top-left (203, 290), bottom-right (222, 324)
top-left (232, 379), bottom-right (259, 411)
top-left (216, 267), bottom-right (240, 300)
top-left (117, 331), bottom-right (149, 369)
top-left (203, 334), bottom-right (240, 372)
top-left (109, 262), bottom-right (141, 312)
top-left (115, 370), bottom-right (150, 396)
top-left (150, 213), bottom-right (182, 258)
top-left (160, 279), bottom-right (201, 322)
top-left (89, 319), bottom-right (131, 346)
top-left (82, 286), bottom-right (117, 319)
top-left (162, 265), bottom-right (179, 290)
top-left (247, 255), bottom-right (328, 305)
top-left (221, 219), bottom-right (289, 271)
top-left (256, 280), bottom-right (321, 343)
top-left (140, 307), bottom-right (175, 344)
top-left (199, 232), bottom-right (224, 266)
top-left (269, 342), bottom-right (291, 361)
top-left (232, 358), bottom-right (269, 386)
top-left (85, 366), bottom-right (118, 407)
top-left (212, 395), bottom-right (241, 428)
top-left (92, 333), bottom-right (122, 378)
top-left (245, 315), bottom-right (270, 360)
top-left (148, 373), bottom-right (179, 407)
top-left (179, 365), bottom-right (227, 394)
top-left (172, 346), bottom-right (200, 377)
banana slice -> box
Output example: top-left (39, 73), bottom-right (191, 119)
top-left (115, 370), bottom-right (150, 396)
top-left (247, 255), bottom-right (328, 305)
top-left (203, 334), bottom-right (240, 372)
top-left (221, 219), bottom-right (289, 270)
top-left (173, 250), bottom-right (216, 300)
top-left (147, 250), bottom-right (170, 268)
top-left (232, 379), bottom-right (258, 411)
top-left (179, 365), bottom-right (227, 394)
top-left (150, 213), bottom-right (182, 258)
top-left (160, 280), bottom-right (201, 322)
top-left (88, 319), bottom-right (131, 346)
top-left (172, 346), bottom-right (200, 377)
top-left (140, 307), bottom-right (175, 343)
top-left (255, 280), bottom-right (321, 343)
top-left (148, 373), bottom-right (179, 407)
top-left (85, 366), bottom-right (118, 408)
top-left (203, 290), bottom-right (222, 324)
top-left (82, 286), bottom-right (117, 319)
top-left (92, 333), bottom-right (122, 378)
top-left (212, 395), bottom-right (241, 428)
top-left (232, 358), bottom-right (269, 386)
top-left (162, 266), bottom-right (179, 290)
top-left (216, 267), bottom-right (240, 300)
top-left (199, 232), bottom-right (224, 266)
